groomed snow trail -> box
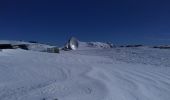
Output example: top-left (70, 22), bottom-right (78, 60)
top-left (0, 48), bottom-right (170, 100)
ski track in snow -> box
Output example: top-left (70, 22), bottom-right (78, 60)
top-left (0, 47), bottom-right (170, 100)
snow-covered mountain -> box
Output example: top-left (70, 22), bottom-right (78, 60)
top-left (0, 40), bottom-right (170, 100)
top-left (86, 42), bottom-right (115, 48)
top-left (0, 40), bottom-right (54, 52)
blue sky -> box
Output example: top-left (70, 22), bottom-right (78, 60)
top-left (0, 0), bottom-right (170, 45)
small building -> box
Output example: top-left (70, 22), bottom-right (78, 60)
top-left (46, 47), bottom-right (60, 53)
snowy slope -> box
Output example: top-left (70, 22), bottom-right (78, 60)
top-left (0, 42), bottom-right (170, 100)
top-left (78, 42), bottom-right (114, 49)
top-left (0, 40), bottom-right (54, 52)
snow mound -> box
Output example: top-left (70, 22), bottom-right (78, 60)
top-left (153, 45), bottom-right (170, 49)
top-left (0, 40), bottom-right (29, 45)
top-left (78, 42), bottom-right (114, 50)
top-left (0, 40), bottom-right (54, 52)
top-left (87, 42), bottom-right (114, 48)
top-left (27, 43), bottom-right (54, 52)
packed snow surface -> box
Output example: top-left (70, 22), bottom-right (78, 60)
top-left (0, 43), bottom-right (170, 100)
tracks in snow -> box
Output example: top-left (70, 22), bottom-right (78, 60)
top-left (0, 49), bottom-right (170, 100)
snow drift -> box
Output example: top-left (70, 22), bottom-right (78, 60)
top-left (0, 40), bottom-right (170, 100)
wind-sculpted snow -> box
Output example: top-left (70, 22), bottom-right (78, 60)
top-left (73, 47), bottom-right (170, 67)
top-left (0, 47), bottom-right (170, 100)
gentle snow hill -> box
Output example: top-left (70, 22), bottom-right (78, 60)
top-left (77, 41), bottom-right (114, 50)
top-left (0, 40), bottom-right (54, 52)
top-left (78, 41), bottom-right (114, 49)
top-left (0, 40), bottom-right (170, 100)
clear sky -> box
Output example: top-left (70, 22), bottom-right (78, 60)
top-left (0, 0), bottom-right (170, 45)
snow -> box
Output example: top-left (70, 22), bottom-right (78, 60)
top-left (0, 40), bottom-right (54, 52)
top-left (0, 41), bottom-right (170, 100)
top-left (81, 42), bottom-right (114, 49)
top-left (0, 40), bottom-right (29, 45)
